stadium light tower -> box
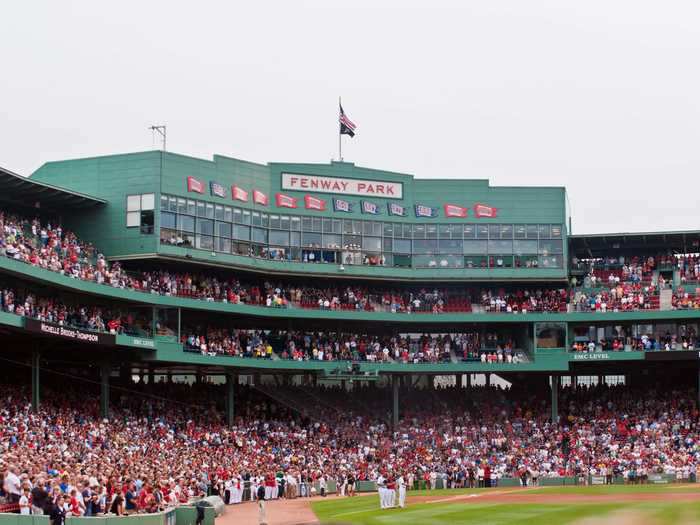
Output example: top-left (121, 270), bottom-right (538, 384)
top-left (149, 125), bottom-right (167, 151)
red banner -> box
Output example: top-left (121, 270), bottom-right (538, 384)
top-left (187, 176), bottom-right (204, 194)
top-left (232, 185), bottom-right (248, 202)
top-left (275, 193), bottom-right (298, 208)
top-left (253, 190), bottom-right (268, 206)
top-left (473, 203), bottom-right (498, 218)
top-left (443, 204), bottom-right (468, 218)
top-left (304, 195), bottom-right (327, 211)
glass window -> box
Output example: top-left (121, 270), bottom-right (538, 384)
top-left (177, 198), bottom-right (186, 214)
top-left (363, 221), bottom-right (373, 235)
top-left (383, 238), bottom-right (392, 252)
top-left (513, 240), bottom-right (538, 254)
top-left (252, 212), bottom-right (261, 226)
top-left (302, 232), bottom-right (322, 248)
top-left (539, 239), bottom-right (563, 255)
top-left (141, 193), bottom-right (155, 211)
top-left (538, 224), bottom-right (551, 238)
top-left (439, 224), bottom-right (451, 238)
top-left (323, 233), bottom-right (341, 249)
top-left (343, 219), bottom-right (354, 234)
top-left (261, 213), bottom-right (268, 227)
top-left (185, 200), bottom-right (195, 216)
top-left (413, 225), bottom-right (426, 239)
top-left (177, 215), bottom-right (195, 232)
top-left (127, 195), bottom-right (141, 212)
top-left (170, 197), bottom-right (179, 213)
top-left (196, 218), bottom-right (214, 236)
top-left (500, 224), bottom-right (513, 239)
top-left (302, 217), bottom-right (313, 231)
top-left (333, 219), bottom-right (342, 234)
top-left (160, 195), bottom-right (168, 210)
top-left (215, 237), bottom-right (231, 253)
top-left (402, 224), bottom-right (413, 239)
top-left (539, 255), bottom-right (563, 268)
top-left (551, 224), bottom-right (563, 238)
top-left (526, 224), bottom-right (539, 239)
top-left (205, 203), bottom-right (214, 219)
top-left (196, 201), bottom-right (206, 217)
top-left (312, 218), bottom-right (322, 232)
top-left (241, 210), bottom-right (251, 224)
top-left (214, 205), bottom-right (224, 220)
top-left (126, 211), bottom-right (140, 227)
top-left (233, 224), bottom-right (250, 240)
top-left (488, 240), bottom-right (513, 254)
top-left (413, 239), bottom-right (437, 253)
top-left (384, 223), bottom-right (395, 237)
top-left (362, 237), bottom-right (382, 252)
top-left (439, 239), bottom-right (463, 254)
top-left (251, 227), bottom-right (267, 244)
top-left (269, 230), bottom-right (289, 246)
top-left (393, 254), bottom-right (411, 268)
top-left (426, 224), bottom-right (438, 238)
top-left (514, 224), bottom-right (527, 239)
top-left (476, 225), bottom-right (489, 239)
top-left (489, 224), bottom-right (500, 239)
top-left (373, 222), bottom-right (382, 236)
top-left (463, 240), bottom-right (488, 254)
top-left (269, 215), bottom-right (280, 229)
top-left (393, 238), bottom-right (411, 254)
top-left (322, 218), bottom-right (333, 233)
top-left (280, 215), bottom-right (290, 230)
top-left (290, 231), bottom-right (301, 246)
top-left (161, 212), bottom-right (176, 229)
top-left (290, 216), bottom-right (301, 231)
top-left (233, 208), bottom-right (242, 223)
top-left (216, 221), bottom-right (231, 238)
top-left (196, 235), bottom-right (214, 251)
top-left (463, 224), bottom-right (475, 239)
top-left (224, 206), bottom-right (232, 222)
top-left (343, 234), bottom-right (362, 250)
top-left (536, 322), bottom-right (566, 349)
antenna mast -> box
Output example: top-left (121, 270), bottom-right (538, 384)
top-left (149, 125), bottom-right (167, 151)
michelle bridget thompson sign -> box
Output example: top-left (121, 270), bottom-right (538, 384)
top-left (281, 173), bottom-right (403, 199)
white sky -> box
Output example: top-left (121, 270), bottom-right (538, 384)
top-left (1, 1), bottom-right (699, 234)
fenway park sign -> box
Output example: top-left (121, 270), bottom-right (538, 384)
top-left (25, 318), bottom-right (115, 346)
top-left (282, 173), bottom-right (403, 199)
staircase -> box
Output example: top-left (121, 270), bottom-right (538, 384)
top-left (659, 288), bottom-right (674, 311)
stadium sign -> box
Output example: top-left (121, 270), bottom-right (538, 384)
top-left (572, 352), bottom-right (643, 361)
top-left (282, 173), bottom-right (403, 199)
top-left (25, 318), bottom-right (115, 346)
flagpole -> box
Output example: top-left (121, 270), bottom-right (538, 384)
top-left (338, 96), bottom-right (342, 161)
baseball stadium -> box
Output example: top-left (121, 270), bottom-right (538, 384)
top-left (1, 150), bottom-right (700, 525)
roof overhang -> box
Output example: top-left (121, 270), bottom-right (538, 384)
top-left (0, 165), bottom-right (106, 211)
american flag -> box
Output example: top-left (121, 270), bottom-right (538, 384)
top-left (415, 204), bottom-right (437, 218)
top-left (333, 198), bottom-right (352, 213)
top-left (387, 203), bottom-right (406, 216)
top-left (339, 103), bottom-right (356, 137)
top-left (210, 181), bottom-right (226, 198)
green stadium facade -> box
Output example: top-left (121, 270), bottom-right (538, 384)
top-left (2, 150), bottom-right (700, 426)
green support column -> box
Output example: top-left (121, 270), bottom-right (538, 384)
top-left (392, 375), bottom-right (399, 429)
top-left (226, 373), bottom-right (235, 427)
top-left (100, 363), bottom-right (110, 419)
top-left (31, 351), bottom-right (40, 411)
top-left (551, 374), bottom-right (559, 424)
top-left (148, 366), bottom-right (155, 385)
top-left (467, 374), bottom-right (472, 388)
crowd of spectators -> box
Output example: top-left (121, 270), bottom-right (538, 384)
top-left (1, 379), bottom-right (699, 517)
top-left (572, 332), bottom-right (699, 353)
top-left (0, 287), bottom-right (150, 337)
top-left (182, 329), bottom-right (521, 364)
top-left (12, 210), bottom-right (698, 318)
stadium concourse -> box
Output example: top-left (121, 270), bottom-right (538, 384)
top-left (1, 154), bottom-right (700, 525)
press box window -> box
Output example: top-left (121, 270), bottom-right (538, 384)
top-left (126, 193), bottom-right (155, 233)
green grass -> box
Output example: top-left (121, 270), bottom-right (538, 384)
top-left (311, 485), bottom-right (700, 525)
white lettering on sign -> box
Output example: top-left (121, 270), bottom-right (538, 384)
top-left (573, 353), bottom-right (610, 360)
top-left (281, 173), bottom-right (403, 199)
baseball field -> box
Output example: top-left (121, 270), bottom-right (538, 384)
top-left (310, 484), bottom-right (700, 524)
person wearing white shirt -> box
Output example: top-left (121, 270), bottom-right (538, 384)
top-left (376, 475), bottom-right (386, 509)
top-left (397, 475), bottom-right (407, 508)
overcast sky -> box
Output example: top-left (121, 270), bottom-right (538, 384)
top-left (2, 1), bottom-right (699, 234)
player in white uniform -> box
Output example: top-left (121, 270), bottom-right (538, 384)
top-left (376, 474), bottom-right (386, 509)
top-left (398, 474), bottom-right (407, 508)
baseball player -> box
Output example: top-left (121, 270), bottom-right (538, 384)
top-left (398, 474), bottom-right (407, 508)
top-left (376, 473), bottom-right (386, 509)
